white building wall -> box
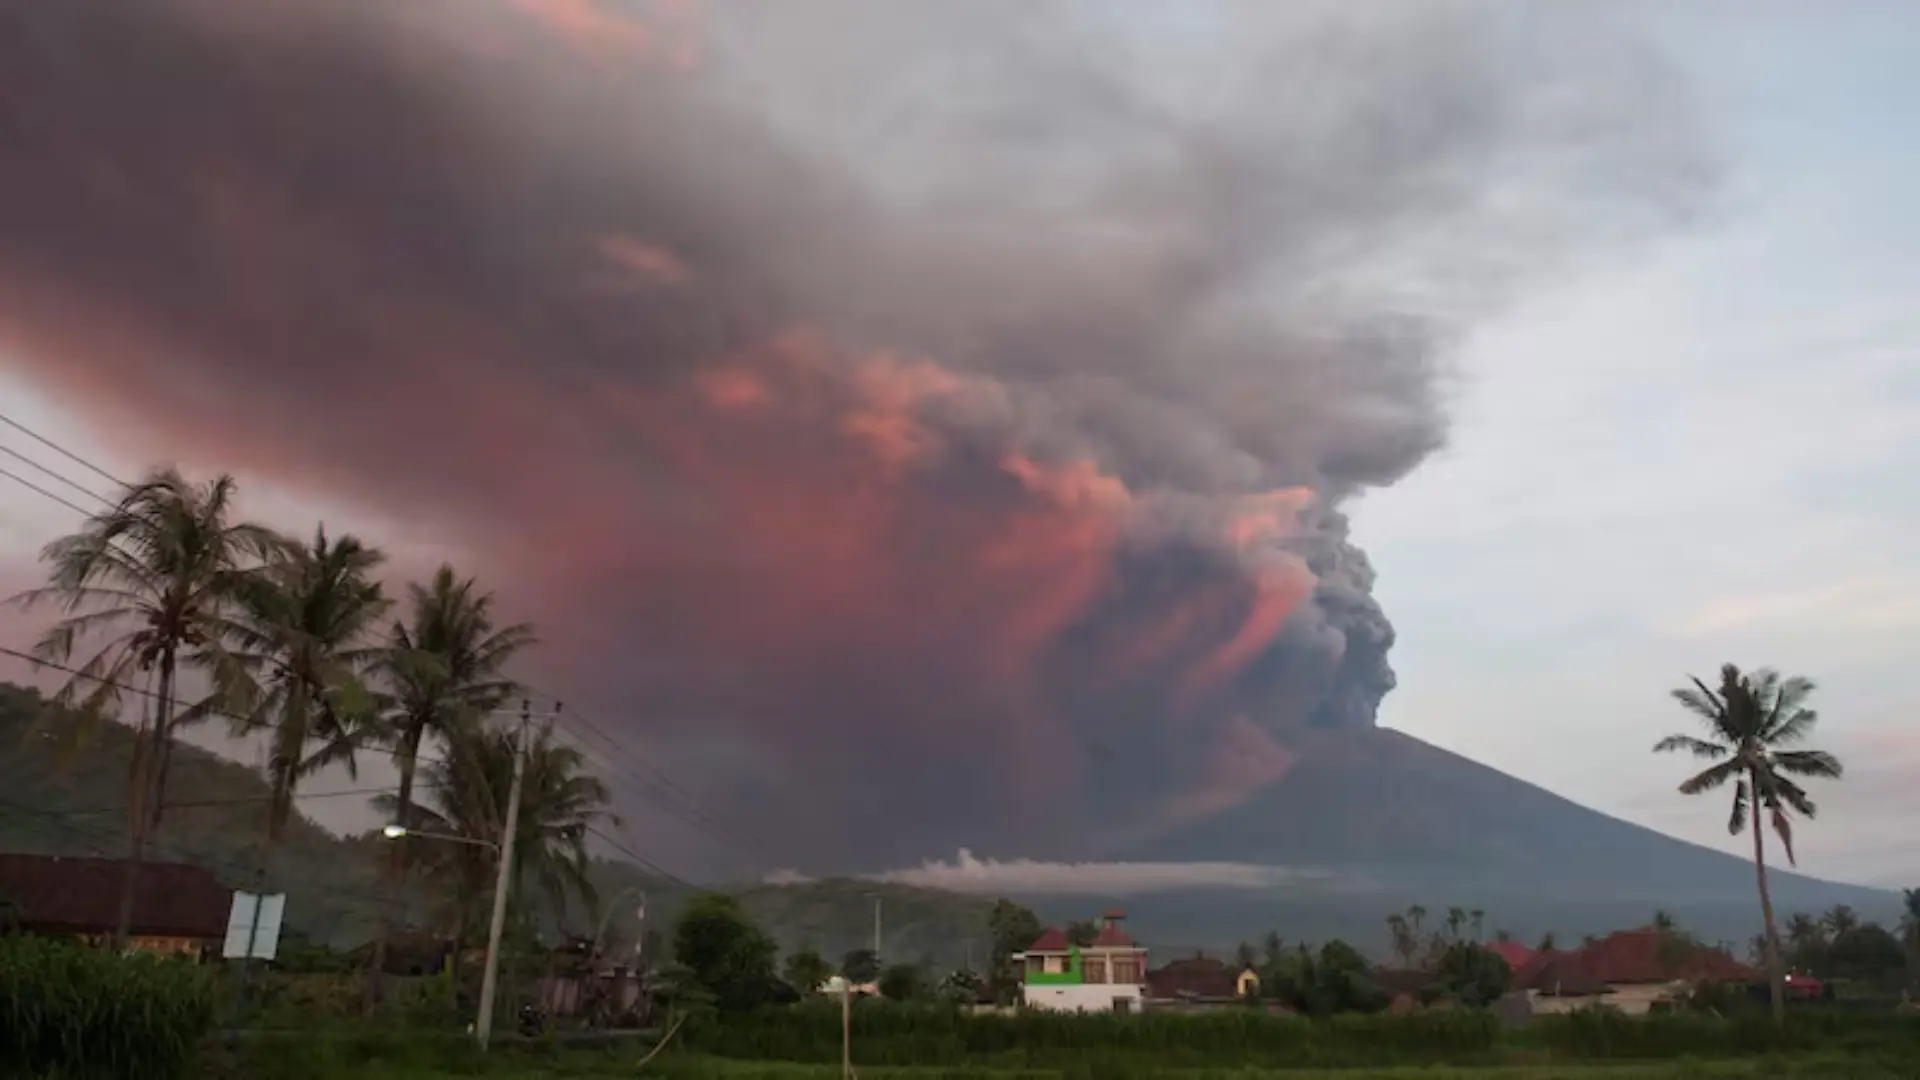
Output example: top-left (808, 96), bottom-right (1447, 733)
top-left (1022, 982), bottom-right (1146, 1013)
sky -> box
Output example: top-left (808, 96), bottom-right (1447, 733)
top-left (0, 0), bottom-right (1913, 889)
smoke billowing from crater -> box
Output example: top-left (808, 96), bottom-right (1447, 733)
top-left (0, 0), bottom-right (1707, 871)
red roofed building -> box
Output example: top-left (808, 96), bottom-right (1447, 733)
top-left (0, 853), bottom-right (232, 960)
top-left (1517, 928), bottom-right (1755, 1015)
top-left (1014, 910), bottom-right (1149, 1014)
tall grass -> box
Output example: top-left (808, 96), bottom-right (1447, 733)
top-left (0, 935), bottom-right (216, 1079)
top-left (684, 1002), bottom-right (1501, 1069)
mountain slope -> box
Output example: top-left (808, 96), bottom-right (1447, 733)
top-left (1093, 726), bottom-right (1897, 948)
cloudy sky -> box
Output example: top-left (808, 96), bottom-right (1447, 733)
top-left (0, 0), bottom-right (1913, 888)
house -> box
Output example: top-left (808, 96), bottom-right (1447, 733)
top-left (1510, 929), bottom-right (1754, 1015)
top-left (0, 853), bottom-right (231, 959)
top-left (1146, 954), bottom-right (1260, 1008)
top-left (1015, 910), bottom-right (1148, 1013)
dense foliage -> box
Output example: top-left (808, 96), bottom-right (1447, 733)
top-left (0, 936), bottom-right (216, 1079)
top-left (674, 892), bottom-right (781, 1012)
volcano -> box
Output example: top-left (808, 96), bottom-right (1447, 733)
top-left (1070, 728), bottom-right (1896, 949)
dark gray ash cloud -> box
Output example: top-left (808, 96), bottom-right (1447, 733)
top-left (0, 0), bottom-right (1708, 872)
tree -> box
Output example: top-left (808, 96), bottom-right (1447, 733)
top-left (1826, 924), bottom-right (1906, 986)
top-left (375, 724), bottom-right (610, 964)
top-left (1651, 909), bottom-right (1677, 933)
top-left (672, 893), bottom-right (778, 1011)
top-left (1536, 931), bottom-right (1558, 952)
top-left (1469, 909), bottom-right (1486, 942)
top-left (783, 946), bottom-right (831, 995)
top-left (1234, 940), bottom-right (1257, 967)
top-left (1822, 904), bottom-right (1860, 938)
top-left (1385, 913), bottom-right (1418, 968)
top-left (1445, 906), bottom-right (1467, 942)
top-left (1433, 942), bottom-right (1511, 1007)
top-left (1065, 920), bottom-right (1098, 948)
top-left (1262, 930), bottom-right (1286, 968)
top-left (986, 899), bottom-right (1042, 1003)
top-left (1655, 663), bottom-right (1843, 1023)
top-left (840, 948), bottom-right (880, 984)
top-left (1783, 911), bottom-right (1826, 972)
top-left (372, 566), bottom-right (536, 975)
top-left (9, 467), bottom-right (283, 948)
top-left (225, 528), bottom-right (390, 854)
top-left (939, 968), bottom-right (982, 1005)
top-left (1901, 889), bottom-right (1920, 978)
top-left (878, 963), bottom-right (925, 1001)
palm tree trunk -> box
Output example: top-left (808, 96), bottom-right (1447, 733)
top-left (113, 652), bottom-right (175, 950)
top-left (372, 723), bottom-right (424, 990)
top-left (1751, 770), bottom-right (1786, 1025)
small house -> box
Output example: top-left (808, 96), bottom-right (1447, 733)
top-left (0, 853), bottom-right (231, 959)
top-left (1015, 910), bottom-right (1148, 1013)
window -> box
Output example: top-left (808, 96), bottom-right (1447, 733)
top-left (1110, 956), bottom-right (1143, 984)
top-left (1083, 957), bottom-right (1107, 983)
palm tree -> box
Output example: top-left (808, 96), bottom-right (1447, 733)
top-left (8, 467), bottom-right (282, 947)
top-left (374, 724), bottom-right (611, 969)
top-left (1651, 909), bottom-right (1677, 933)
top-left (1654, 663), bottom-right (1844, 1023)
top-left (1900, 889), bottom-right (1920, 979)
top-left (371, 565), bottom-right (535, 972)
top-left (1469, 909), bottom-right (1485, 942)
top-left (224, 528), bottom-right (391, 850)
top-left (1822, 904), bottom-right (1860, 939)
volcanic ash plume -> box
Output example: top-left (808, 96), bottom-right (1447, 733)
top-left (0, 0), bottom-right (1708, 869)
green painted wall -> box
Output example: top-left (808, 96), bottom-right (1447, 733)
top-left (1023, 945), bottom-right (1082, 985)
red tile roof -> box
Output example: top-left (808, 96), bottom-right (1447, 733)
top-left (1025, 927), bottom-right (1070, 952)
top-left (0, 854), bottom-right (231, 940)
top-left (1147, 957), bottom-right (1237, 1000)
top-left (1484, 940), bottom-right (1535, 971)
top-left (1090, 922), bottom-right (1136, 948)
top-left (1574, 929), bottom-right (1754, 985)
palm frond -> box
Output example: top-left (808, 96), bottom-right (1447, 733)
top-left (1771, 749), bottom-right (1842, 780)
top-left (1679, 759), bottom-right (1741, 795)
top-left (1770, 804), bottom-right (1797, 866)
top-left (1727, 779), bottom-right (1749, 835)
top-left (1654, 734), bottom-right (1728, 759)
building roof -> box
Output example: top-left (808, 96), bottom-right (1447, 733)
top-left (1089, 921), bottom-right (1136, 948)
top-left (1146, 956), bottom-right (1238, 1000)
top-left (1483, 940), bottom-right (1535, 971)
top-left (0, 854), bottom-right (231, 940)
top-left (1575, 929), bottom-right (1754, 985)
top-left (1513, 931), bottom-right (1754, 992)
top-left (1025, 927), bottom-right (1070, 952)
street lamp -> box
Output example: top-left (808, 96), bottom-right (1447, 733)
top-left (381, 823), bottom-right (499, 851)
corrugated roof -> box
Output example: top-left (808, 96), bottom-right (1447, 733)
top-left (0, 853), bottom-right (231, 940)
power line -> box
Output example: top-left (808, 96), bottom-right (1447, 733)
top-left (550, 715), bottom-right (772, 862)
top-left (583, 821), bottom-right (695, 891)
top-left (0, 410), bottom-right (126, 488)
top-left (0, 465), bottom-right (95, 517)
top-left (0, 445), bottom-right (113, 507)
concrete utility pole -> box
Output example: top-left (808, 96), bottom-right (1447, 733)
top-left (475, 699), bottom-right (543, 1050)
top-left (872, 897), bottom-right (882, 964)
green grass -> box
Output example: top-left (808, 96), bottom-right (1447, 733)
top-left (201, 1056), bottom-right (1920, 1080)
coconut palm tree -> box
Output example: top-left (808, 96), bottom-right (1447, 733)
top-left (374, 724), bottom-right (611, 969)
top-left (224, 528), bottom-right (391, 849)
top-left (1654, 663), bottom-right (1843, 1023)
top-left (1900, 888), bottom-right (1920, 980)
top-left (371, 566), bottom-right (535, 968)
top-left (8, 467), bottom-right (283, 947)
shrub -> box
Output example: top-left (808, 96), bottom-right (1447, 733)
top-left (0, 935), bottom-right (217, 1079)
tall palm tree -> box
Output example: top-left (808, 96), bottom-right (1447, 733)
top-left (1900, 888), bottom-right (1920, 980)
top-left (224, 528), bottom-right (391, 850)
top-left (373, 724), bottom-right (611, 969)
top-left (1654, 663), bottom-right (1843, 1023)
top-left (8, 467), bottom-right (282, 947)
top-left (371, 566), bottom-right (535, 971)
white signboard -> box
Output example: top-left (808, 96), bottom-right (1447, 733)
top-left (222, 891), bottom-right (287, 961)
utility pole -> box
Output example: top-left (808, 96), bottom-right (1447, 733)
top-left (873, 897), bottom-right (882, 965)
top-left (475, 699), bottom-right (541, 1050)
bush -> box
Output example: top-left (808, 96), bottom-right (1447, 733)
top-left (0, 935), bottom-right (217, 1079)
